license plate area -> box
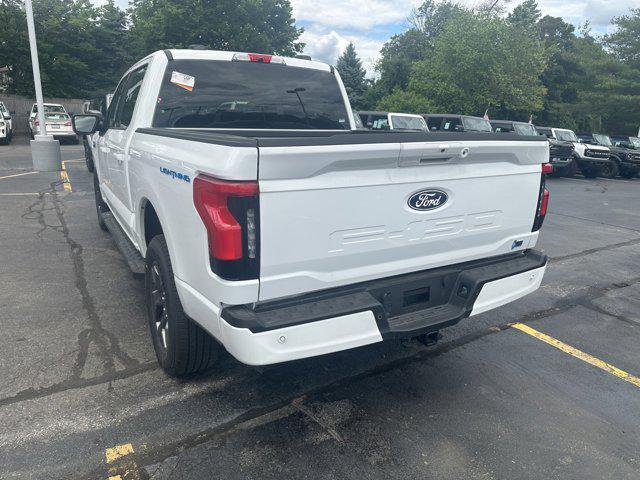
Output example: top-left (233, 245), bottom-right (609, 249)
top-left (403, 287), bottom-right (430, 307)
top-left (369, 270), bottom-right (458, 317)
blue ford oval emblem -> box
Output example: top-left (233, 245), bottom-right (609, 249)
top-left (408, 189), bottom-right (448, 211)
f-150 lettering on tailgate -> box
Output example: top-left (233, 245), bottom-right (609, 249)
top-left (328, 210), bottom-right (502, 253)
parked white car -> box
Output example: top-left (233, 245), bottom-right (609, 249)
top-left (28, 103), bottom-right (78, 143)
top-left (0, 101), bottom-right (13, 144)
top-left (73, 49), bottom-right (550, 376)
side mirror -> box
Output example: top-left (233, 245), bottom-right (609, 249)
top-left (72, 114), bottom-right (100, 135)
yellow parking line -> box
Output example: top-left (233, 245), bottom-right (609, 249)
top-left (105, 443), bottom-right (134, 464)
top-left (60, 161), bottom-right (72, 192)
top-left (105, 443), bottom-right (143, 480)
top-left (512, 323), bottom-right (640, 389)
top-left (0, 171), bottom-right (37, 181)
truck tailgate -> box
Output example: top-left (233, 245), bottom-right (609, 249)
top-left (258, 139), bottom-right (547, 301)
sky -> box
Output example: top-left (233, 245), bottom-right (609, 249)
top-left (105, 0), bottom-right (638, 75)
top-left (292, 0), bottom-right (639, 75)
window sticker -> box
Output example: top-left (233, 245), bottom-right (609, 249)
top-left (170, 71), bottom-right (195, 92)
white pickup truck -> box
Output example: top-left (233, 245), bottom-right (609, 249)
top-left (73, 49), bottom-right (550, 377)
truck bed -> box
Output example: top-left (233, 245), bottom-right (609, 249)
top-left (136, 127), bottom-right (545, 147)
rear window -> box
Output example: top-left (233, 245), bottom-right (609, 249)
top-left (153, 60), bottom-right (349, 130)
top-left (492, 123), bottom-right (514, 133)
top-left (390, 115), bottom-right (427, 131)
top-left (462, 117), bottom-right (492, 132)
top-left (514, 123), bottom-right (538, 136)
top-left (556, 130), bottom-right (577, 142)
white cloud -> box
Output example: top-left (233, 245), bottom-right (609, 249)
top-left (510, 0), bottom-right (637, 26)
top-left (292, 0), bottom-right (422, 30)
top-left (300, 26), bottom-right (384, 77)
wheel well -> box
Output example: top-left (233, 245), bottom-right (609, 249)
top-left (143, 200), bottom-right (163, 246)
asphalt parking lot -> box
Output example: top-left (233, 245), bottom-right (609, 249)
top-left (1, 135), bottom-right (640, 480)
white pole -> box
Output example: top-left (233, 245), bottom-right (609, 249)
top-left (24, 0), bottom-right (47, 138)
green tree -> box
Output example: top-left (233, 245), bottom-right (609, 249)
top-left (605, 8), bottom-right (640, 69)
top-left (376, 88), bottom-right (433, 114)
top-left (129, 0), bottom-right (303, 57)
top-left (380, 11), bottom-right (547, 116)
top-left (0, 0), bottom-right (132, 98)
top-left (336, 43), bottom-right (366, 108)
top-left (507, 0), bottom-right (541, 32)
top-left (0, 0), bottom-right (32, 95)
top-left (363, 0), bottom-right (463, 107)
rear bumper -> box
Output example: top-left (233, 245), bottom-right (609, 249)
top-left (220, 250), bottom-right (547, 365)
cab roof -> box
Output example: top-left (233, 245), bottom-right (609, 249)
top-left (161, 49), bottom-right (332, 73)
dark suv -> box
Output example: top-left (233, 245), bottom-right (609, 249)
top-left (578, 133), bottom-right (640, 179)
top-left (423, 114), bottom-right (492, 133)
top-left (611, 135), bottom-right (640, 151)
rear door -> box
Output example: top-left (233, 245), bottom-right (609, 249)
top-left (257, 137), bottom-right (548, 300)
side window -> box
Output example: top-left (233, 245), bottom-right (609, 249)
top-left (107, 76), bottom-right (128, 129)
top-left (426, 117), bottom-right (441, 131)
top-left (117, 65), bottom-right (148, 128)
top-left (106, 64), bottom-right (148, 130)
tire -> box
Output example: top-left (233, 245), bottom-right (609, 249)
top-left (93, 174), bottom-right (109, 232)
top-left (85, 145), bottom-right (94, 173)
top-left (85, 154), bottom-right (94, 173)
top-left (599, 159), bottom-right (619, 179)
top-left (581, 164), bottom-right (599, 179)
top-left (620, 167), bottom-right (637, 179)
top-left (565, 159), bottom-right (577, 177)
top-left (145, 235), bottom-right (219, 377)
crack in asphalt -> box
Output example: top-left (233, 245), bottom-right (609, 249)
top-left (48, 182), bottom-right (140, 379)
top-left (549, 211), bottom-right (640, 234)
top-left (0, 182), bottom-right (144, 409)
top-left (549, 237), bottom-right (640, 264)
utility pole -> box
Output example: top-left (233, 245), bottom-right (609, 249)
top-left (24, 0), bottom-right (61, 172)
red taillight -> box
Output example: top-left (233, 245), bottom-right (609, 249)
top-left (232, 52), bottom-right (286, 64)
top-left (540, 187), bottom-right (549, 217)
top-left (249, 53), bottom-right (272, 63)
top-left (193, 175), bottom-right (257, 260)
top-left (193, 174), bottom-right (259, 280)
top-left (64, 120), bottom-right (71, 126)
top-left (532, 164), bottom-right (551, 231)
top-left (34, 119), bottom-right (39, 126)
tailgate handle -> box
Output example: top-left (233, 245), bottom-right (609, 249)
top-left (400, 145), bottom-right (470, 167)
top-left (419, 156), bottom-right (451, 164)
